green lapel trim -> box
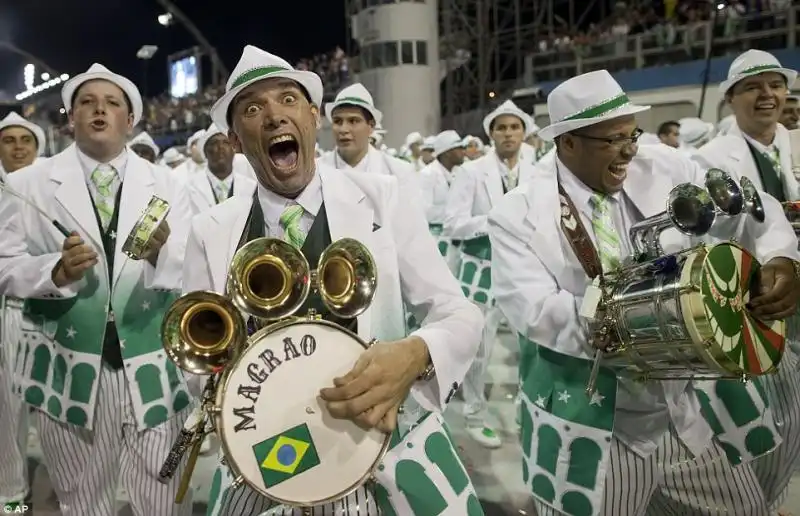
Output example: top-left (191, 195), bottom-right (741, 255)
top-left (231, 66), bottom-right (291, 89)
top-left (562, 93), bottom-right (630, 122)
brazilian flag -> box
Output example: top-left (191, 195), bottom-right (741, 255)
top-left (252, 423), bottom-right (321, 488)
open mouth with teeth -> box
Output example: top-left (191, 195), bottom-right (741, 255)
top-left (268, 135), bottom-right (299, 170)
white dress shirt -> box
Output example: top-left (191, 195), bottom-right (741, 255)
top-left (557, 157), bottom-right (711, 458)
top-left (256, 169), bottom-right (322, 239)
top-left (76, 146), bottom-right (128, 208)
top-left (206, 169), bottom-right (235, 203)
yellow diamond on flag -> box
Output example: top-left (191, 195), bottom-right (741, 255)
top-left (261, 436), bottom-right (310, 475)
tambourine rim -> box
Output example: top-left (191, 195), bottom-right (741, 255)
top-left (122, 195), bottom-right (170, 259)
top-left (213, 317), bottom-right (392, 508)
top-left (682, 241), bottom-right (785, 376)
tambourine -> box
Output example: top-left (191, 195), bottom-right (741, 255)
top-left (122, 195), bottom-right (170, 259)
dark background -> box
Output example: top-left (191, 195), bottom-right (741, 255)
top-left (0, 0), bottom-right (348, 99)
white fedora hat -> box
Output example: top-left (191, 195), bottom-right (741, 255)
top-left (162, 147), bottom-right (185, 165)
top-left (198, 123), bottom-right (227, 161)
top-left (719, 50), bottom-right (797, 95)
top-left (128, 131), bottom-right (160, 157)
top-left (187, 129), bottom-right (205, 149)
top-left (433, 130), bottom-right (466, 158)
top-left (677, 117), bottom-right (715, 148)
top-left (405, 131), bottom-right (424, 147)
top-left (0, 112), bottom-right (47, 156)
top-left (61, 63), bottom-right (143, 126)
top-left (482, 99), bottom-right (530, 139)
top-left (324, 83), bottom-right (383, 126)
top-left (211, 45), bottom-right (324, 132)
top-left (420, 136), bottom-right (436, 152)
top-left (537, 70), bottom-right (650, 141)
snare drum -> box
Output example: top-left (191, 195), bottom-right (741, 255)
top-left (122, 196), bottom-right (170, 259)
top-left (601, 241), bottom-right (785, 380)
top-left (214, 319), bottom-right (390, 508)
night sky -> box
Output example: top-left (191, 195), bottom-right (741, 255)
top-left (0, 0), bottom-right (348, 100)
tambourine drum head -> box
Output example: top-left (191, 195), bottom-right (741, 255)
top-left (699, 242), bottom-right (785, 374)
top-left (217, 320), bottom-right (388, 506)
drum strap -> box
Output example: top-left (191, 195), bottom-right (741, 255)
top-left (557, 181), bottom-right (603, 280)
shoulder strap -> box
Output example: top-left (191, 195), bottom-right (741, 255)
top-left (557, 181), bottom-right (603, 279)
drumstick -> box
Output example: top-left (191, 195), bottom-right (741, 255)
top-left (175, 435), bottom-right (203, 504)
top-left (0, 182), bottom-right (72, 237)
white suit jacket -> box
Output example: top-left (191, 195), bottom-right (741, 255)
top-left (0, 144), bottom-right (190, 299)
top-left (443, 146), bottom-right (537, 240)
top-left (187, 169), bottom-right (258, 215)
top-left (694, 121), bottom-right (799, 201)
top-left (319, 146), bottom-right (423, 207)
top-left (181, 163), bottom-right (483, 412)
top-left (489, 143), bottom-right (798, 360)
top-left (418, 160), bottom-right (455, 224)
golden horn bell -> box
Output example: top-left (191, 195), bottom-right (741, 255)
top-left (161, 291), bottom-right (246, 374)
top-left (160, 237), bottom-right (378, 375)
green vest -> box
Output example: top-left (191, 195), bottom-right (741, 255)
top-left (518, 337), bottom-right (780, 516)
top-left (15, 189), bottom-right (188, 430)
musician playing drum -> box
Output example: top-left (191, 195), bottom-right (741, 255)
top-left (182, 45), bottom-right (484, 516)
top-left (488, 69), bottom-right (800, 516)
top-left (693, 49), bottom-right (800, 513)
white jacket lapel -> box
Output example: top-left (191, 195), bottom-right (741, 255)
top-left (113, 155), bottom-right (156, 290)
top-left (318, 166), bottom-right (375, 340)
top-left (209, 197), bottom-right (252, 292)
top-left (482, 152), bottom-right (505, 207)
top-left (232, 174), bottom-right (258, 200)
top-left (776, 125), bottom-right (800, 201)
top-left (51, 145), bottom-right (104, 248)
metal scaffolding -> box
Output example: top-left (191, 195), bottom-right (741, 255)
top-left (343, 0), bottom-right (606, 132)
top-left (440, 0), bottom-right (605, 130)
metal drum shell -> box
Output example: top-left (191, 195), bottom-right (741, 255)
top-left (601, 242), bottom-right (785, 380)
top-left (212, 318), bottom-right (391, 508)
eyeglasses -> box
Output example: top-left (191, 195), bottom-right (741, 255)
top-left (572, 127), bottom-right (644, 148)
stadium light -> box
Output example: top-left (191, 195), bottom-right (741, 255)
top-left (158, 13), bottom-right (174, 26)
top-left (41, 72), bottom-right (50, 81)
top-left (24, 64), bottom-right (34, 90)
top-left (15, 71), bottom-right (70, 101)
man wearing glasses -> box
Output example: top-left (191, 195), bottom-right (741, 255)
top-left (488, 70), bottom-right (799, 515)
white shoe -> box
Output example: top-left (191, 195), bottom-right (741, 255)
top-left (466, 425), bottom-right (502, 449)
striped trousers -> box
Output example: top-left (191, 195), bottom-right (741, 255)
top-left (533, 427), bottom-right (768, 516)
top-left (34, 363), bottom-right (194, 516)
top-left (751, 347), bottom-right (800, 510)
top-left (0, 299), bottom-right (29, 503)
top-left (215, 480), bottom-right (379, 515)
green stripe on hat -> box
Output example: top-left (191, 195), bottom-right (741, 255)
top-left (562, 93), bottom-right (630, 122)
top-left (231, 66), bottom-right (291, 89)
top-left (336, 96), bottom-right (371, 106)
top-left (738, 64), bottom-right (781, 76)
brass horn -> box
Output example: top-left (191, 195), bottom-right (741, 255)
top-left (705, 168), bottom-right (744, 216)
top-left (161, 291), bottom-right (246, 374)
top-left (630, 183), bottom-right (716, 259)
top-left (315, 238), bottom-right (378, 318)
top-left (740, 176), bottom-right (766, 223)
top-left (227, 238), bottom-right (311, 321)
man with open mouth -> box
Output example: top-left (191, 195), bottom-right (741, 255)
top-left (490, 68), bottom-right (800, 516)
top-left (694, 48), bottom-right (800, 516)
top-left (182, 44), bottom-right (484, 516)
top-left (0, 63), bottom-right (195, 515)
top-left (0, 111), bottom-right (47, 510)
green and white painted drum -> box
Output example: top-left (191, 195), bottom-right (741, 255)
top-left (429, 223), bottom-right (449, 257)
top-left (601, 242), bottom-right (785, 380)
top-left (122, 195), bottom-right (170, 259)
top-left (457, 236), bottom-right (492, 307)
